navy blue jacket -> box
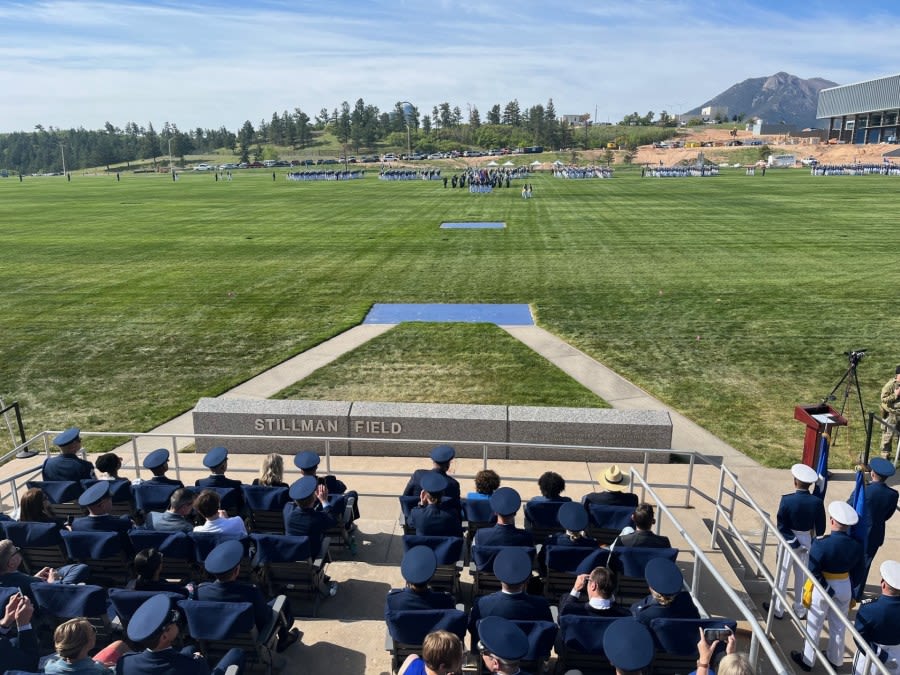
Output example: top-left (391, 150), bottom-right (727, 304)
top-left (117, 648), bottom-right (211, 675)
top-left (283, 503), bottom-right (335, 554)
top-left (195, 580), bottom-right (270, 633)
top-left (865, 481), bottom-right (898, 555)
top-left (559, 593), bottom-right (630, 617)
top-left (854, 594), bottom-right (900, 647)
top-left (631, 591), bottom-right (700, 626)
top-left (195, 475), bottom-right (243, 490)
top-left (42, 454), bottom-right (95, 482)
top-left (0, 627), bottom-right (39, 672)
top-left (144, 475), bottom-right (185, 487)
top-left (407, 504), bottom-right (462, 537)
top-left (808, 530), bottom-right (865, 590)
top-left (776, 490), bottom-right (826, 545)
top-left (71, 513), bottom-right (133, 534)
top-left (384, 587), bottom-right (456, 614)
top-left (474, 524), bottom-right (534, 548)
top-left (469, 591), bottom-right (553, 642)
top-left (581, 491), bottom-right (639, 507)
top-left (403, 469), bottom-right (461, 502)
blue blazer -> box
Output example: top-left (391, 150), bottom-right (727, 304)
top-left (474, 524), bottom-right (534, 548)
top-left (384, 587), bottom-right (456, 615)
top-left (865, 481), bottom-right (898, 555)
top-left (42, 454), bottom-right (94, 482)
top-left (117, 648), bottom-right (211, 675)
top-left (776, 490), bottom-right (826, 544)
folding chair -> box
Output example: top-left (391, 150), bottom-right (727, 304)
top-left (1, 521), bottom-right (70, 573)
top-left (608, 546), bottom-right (678, 604)
top-left (108, 588), bottom-right (188, 631)
top-left (555, 614), bottom-right (620, 675)
top-left (585, 504), bottom-right (635, 544)
top-left (31, 583), bottom-right (116, 649)
top-left (401, 535), bottom-right (464, 597)
top-left (384, 608), bottom-right (467, 675)
top-left (190, 532), bottom-right (255, 583)
top-left (25, 480), bottom-right (84, 520)
top-left (241, 486), bottom-right (289, 534)
top-left (81, 479), bottom-right (133, 517)
top-left (60, 530), bottom-right (132, 588)
top-left (132, 482), bottom-right (180, 514)
top-left (180, 598), bottom-right (282, 675)
top-left (470, 545), bottom-right (536, 599)
top-left (462, 498), bottom-right (496, 562)
top-left (543, 545), bottom-right (607, 603)
top-left (128, 530), bottom-right (198, 583)
top-left (251, 533), bottom-right (329, 617)
top-left (649, 617), bottom-right (737, 675)
top-left (523, 500), bottom-right (567, 542)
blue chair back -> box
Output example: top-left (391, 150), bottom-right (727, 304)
top-left (462, 498), bottom-right (495, 524)
top-left (179, 599), bottom-right (255, 640)
top-left (133, 483), bottom-right (179, 512)
top-left (511, 619), bottom-right (559, 662)
top-left (546, 545), bottom-right (604, 574)
top-left (557, 614), bottom-right (620, 652)
top-left (25, 480), bottom-right (82, 504)
top-left (649, 618), bottom-right (737, 655)
top-left (109, 588), bottom-right (187, 627)
top-left (205, 486), bottom-right (242, 514)
top-left (610, 546), bottom-right (678, 577)
top-left (241, 485), bottom-right (289, 512)
top-left (471, 545), bottom-right (536, 572)
top-left (2, 520), bottom-right (63, 548)
top-left (524, 500), bottom-right (567, 529)
top-left (574, 548), bottom-right (613, 575)
top-left (190, 532), bottom-right (252, 564)
top-left (401, 535), bottom-right (464, 565)
top-left (61, 530), bottom-right (122, 559)
top-left (250, 533), bottom-right (311, 564)
top-left (129, 529), bottom-right (194, 559)
top-left (81, 478), bottom-right (132, 502)
top-left (385, 608), bottom-right (467, 645)
top-left (586, 504), bottom-right (634, 530)
top-left (31, 583), bottom-right (108, 619)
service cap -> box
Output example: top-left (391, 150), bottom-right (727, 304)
top-left (204, 539), bottom-right (244, 575)
top-left (557, 501), bottom-right (589, 532)
top-left (289, 475), bottom-right (318, 501)
top-left (603, 618), bottom-right (655, 672)
top-left (479, 616), bottom-right (528, 661)
top-left (645, 557), bottom-right (683, 595)
top-left (78, 480), bottom-right (110, 507)
top-left (790, 463), bottom-right (818, 484)
top-left (53, 427), bottom-right (80, 447)
top-left (127, 595), bottom-right (176, 643)
top-left (430, 445), bottom-right (455, 464)
top-left (493, 547), bottom-right (532, 585)
top-left (870, 457), bottom-right (896, 478)
top-left (420, 471), bottom-right (448, 495)
top-left (202, 446), bottom-right (228, 468)
top-left (489, 487), bottom-right (522, 517)
top-left (880, 560), bottom-right (900, 589)
top-left (294, 450), bottom-right (320, 471)
top-left (400, 546), bottom-right (437, 585)
top-left (143, 448), bottom-right (170, 470)
top-left (828, 500), bottom-right (859, 526)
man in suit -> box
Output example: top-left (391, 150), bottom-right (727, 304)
top-left (856, 458), bottom-right (899, 601)
top-left (581, 465), bottom-right (639, 508)
top-left (611, 503), bottom-right (671, 549)
top-left (473, 488), bottom-right (533, 548)
top-left (468, 547), bottom-right (552, 648)
top-left (42, 427), bottom-right (95, 482)
top-left (631, 557), bottom-right (700, 626)
top-left (403, 445), bottom-right (461, 503)
top-left (145, 487), bottom-right (195, 533)
top-left (385, 546), bottom-right (455, 614)
top-left (407, 472), bottom-right (463, 537)
top-left (194, 540), bottom-right (300, 653)
top-left (0, 592), bottom-right (39, 672)
top-left (142, 448), bottom-right (184, 487)
top-left (852, 560), bottom-right (900, 674)
top-left (767, 463), bottom-right (826, 620)
top-left (117, 594), bottom-right (244, 675)
top-left (71, 481), bottom-right (133, 535)
top-left (560, 566), bottom-right (629, 617)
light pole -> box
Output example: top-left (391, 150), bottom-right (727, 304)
top-left (59, 142), bottom-right (67, 177)
top-left (167, 137), bottom-right (174, 172)
top-left (399, 101), bottom-right (414, 158)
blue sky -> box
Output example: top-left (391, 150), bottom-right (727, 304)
top-left (1, 0), bottom-right (898, 133)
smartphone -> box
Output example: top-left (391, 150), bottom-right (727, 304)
top-left (703, 627), bottom-right (732, 642)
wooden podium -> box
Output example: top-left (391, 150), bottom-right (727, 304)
top-left (794, 404), bottom-right (847, 468)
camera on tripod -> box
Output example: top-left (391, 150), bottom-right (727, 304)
top-left (844, 349), bottom-right (866, 367)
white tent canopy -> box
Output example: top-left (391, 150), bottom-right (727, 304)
top-left (486, 160), bottom-right (498, 166)
top-left (530, 160), bottom-right (542, 166)
top-left (502, 160), bottom-right (515, 166)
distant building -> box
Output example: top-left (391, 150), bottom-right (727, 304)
top-left (561, 114), bottom-right (590, 127)
top-left (817, 74), bottom-right (900, 144)
top-left (751, 120), bottom-right (799, 136)
top-left (701, 105), bottom-right (729, 121)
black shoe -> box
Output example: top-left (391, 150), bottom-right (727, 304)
top-left (276, 627), bottom-right (301, 653)
top-left (762, 601), bottom-right (783, 620)
top-left (791, 651), bottom-right (812, 672)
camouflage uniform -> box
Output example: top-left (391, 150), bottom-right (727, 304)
top-left (880, 374), bottom-right (900, 459)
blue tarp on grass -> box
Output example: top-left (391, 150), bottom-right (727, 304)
top-left (363, 303), bottom-right (533, 325)
top-left (440, 222), bottom-right (506, 229)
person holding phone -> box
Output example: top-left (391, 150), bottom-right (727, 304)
top-left (694, 627), bottom-right (746, 675)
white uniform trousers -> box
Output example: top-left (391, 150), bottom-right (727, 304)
top-left (803, 577), bottom-right (851, 667)
top-left (774, 530), bottom-right (812, 618)
top-left (853, 642), bottom-right (899, 675)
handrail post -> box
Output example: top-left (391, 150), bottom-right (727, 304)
top-left (325, 439), bottom-right (332, 473)
top-left (131, 436), bottom-right (142, 480)
top-left (170, 436), bottom-right (181, 476)
top-left (710, 465), bottom-right (726, 550)
top-left (483, 444), bottom-right (488, 470)
top-left (641, 451), bottom-right (649, 503)
top-left (684, 451), bottom-right (695, 507)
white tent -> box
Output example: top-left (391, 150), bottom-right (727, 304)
top-left (502, 160), bottom-right (515, 166)
top-left (530, 160), bottom-right (542, 166)
top-left (486, 160), bottom-right (498, 166)
top-left (552, 160), bottom-right (564, 166)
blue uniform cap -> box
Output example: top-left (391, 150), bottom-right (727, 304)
top-left (127, 594), bottom-right (175, 643)
top-left (401, 545), bottom-right (438, 585)
top-left (602, 618), bottom-right (654, 672)
top-left (490, 487), bottom-right (522, 516)
top-left (558, 501), bottom-right (589, 532)
top-left (78, 480), bottom-right (110, 507)
top-left (294, 450), bottom-right (320, 471)
top-left (289, 475), bottom-right (319, 501)
top-left (53, 427), bottom-right (80, 447)
top-left (202, 446), bottom-right (228, 468)
top-left (478, 616), bottom-right (528, 661)
top-left (143, 448), bottom-right (170, 470)
top-left (492, 547), bottom-right (532, 585)
top-left (420, 471), bottom-right (448, 495)
top-left (645, 557), bottom-right (683, 595)
top-left (204, 539), bottom-right (244, 575)
top-left (870, 457), bottom-right (896, 478)
top-left (430, 444), bottom-right (455, 464)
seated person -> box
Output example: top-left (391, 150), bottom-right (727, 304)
top-left (70, 482), bottom-right (133, 534)
top-left (16, 487), bottom-right (66, 526)
top-left (141, 448), bottom-right (184, 487)
top-left (42, 427), bottom-right (95, 482)
top-left (466, 469), bottom-right (500, 501)
top-left (0, 538), bottom-right (89, 599)
top-left (44, 617), bottom-right (127, 674)
top-left (581, 464), bottom-right (639, 507)
top-left (560, 566), bottom-right (629, 616)
top-left (468, 548), bottom-right (551, 648)
top-left (407, 473), bottom-right (463, 537)
top-left (631, 557), bottom-right (700, 626)
top-left (547, 501), bottom-right (597, 548)
top-left (95, 453), bottom-right (124, 480)
top-left (195, 447), bottom-right (242, 491)
top-left (385, 546), bottom-right (455, 614)
top-left (193, 489), bottom-right (247, 539)
top-left (531, 471), bottom-right (571, 502)
top-left (252, 453), bottom-right (289, 488)
top-left (475, 616), bottom-right (529, 675)
top-left (610, 503), bottom-right (671, 549)
top-left (0, 592), bottom-right (39, 672)
top-left (403, 445), bottom-right (461, 503)
top-left (130, 548), bottom-right (189, 595)
top-left (194, 540), bottom-right (299, 653)
top-left (602, 619), bottom-right (655, 675)
top-left (473, 487), bottom-right (533, 548)
top-left (119, 594), bottom-right (245, 675)
top-left (294, 450), bottom-right (360, 523)
top-left (284, 475), bottom-right (336, 557)
top-left (145, 487), bottom-right (195, 533)
top-left (397, 630), bottom-right (464, 675)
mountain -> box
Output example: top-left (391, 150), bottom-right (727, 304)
top-left (686, 72), bottom-right (838, 129)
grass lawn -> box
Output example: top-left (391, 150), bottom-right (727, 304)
top-left (0, 166), bottom-right (895, 467)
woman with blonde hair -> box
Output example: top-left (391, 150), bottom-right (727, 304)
top-left (253, 453), bottom-right (288, 487)
top-left (43, 618), bottom-right (126, 673)
top-left (398, 630), bottom-right (464, 675)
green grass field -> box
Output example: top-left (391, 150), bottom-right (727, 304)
top-left (1, 167), bottom-right (896, 467)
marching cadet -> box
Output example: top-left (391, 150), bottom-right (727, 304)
top-left (853, 560), bottom-right (900, 674)
top-left (791, 501), bottom-right (865, 672)
top-left (766, 463), bottom-right (826, 620)
top-left (855, 458), bottom-right (898, 600)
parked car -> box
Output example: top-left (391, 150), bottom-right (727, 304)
top-left (193, 163), bottom-right (214, 171)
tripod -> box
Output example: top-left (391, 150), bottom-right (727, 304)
top-left (821, 350), bottom-right (867, 458)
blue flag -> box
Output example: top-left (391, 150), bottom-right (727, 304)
top-left (848, 470), bottom-right (868, 550)
top-left (813, 433), bottom-right (829, 498)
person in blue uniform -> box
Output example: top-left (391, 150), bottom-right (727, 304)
top-left (385, 546), bottom-right (455, 614)
top-left (602, 618), bottom-right (655, 675)
top-left (546, 501), bottom-right (597, 549)
top-left (477, 616), bottom-right (529, 675)
top-left (560, 566), bottom-right (629, 617)
top-left (853, 560), bottom-right (900, 674)
top-left (581, 465), bottom-right (639, 508)
top-left (117, 594), bottom-right (244, 675)
top-left (855, 458), bottom-right (898, 601)
top-left (473, 488), bottom-right (533, 548)
top-left (767, 463), bottom-right (825, 620)
top-left (142, 448), bottom-right (184, 487)
top-left (403, 445), bottom-right (461, 503)
top-left (611, 503), bottom-right (672, 549)
top-left (468, 547), bottom-right (552, 648)
top-left (194, 446), bottom-right (243, 512)
top-left (791, 500), bottom-right (865, 671)
top-left (71, 481), bottom-right (133, 535)
top-left (193, 540), bottom-right (300, 654)
top-left (407, 472), bottom-right (463, 537)
top-left (631, 557), bottom-right (700, 626)
top-left (295, 450), bottom-right (360, 523)
top-left (284, 475), bottom-right (336, 557)
top-left (42, 427), bottom-right (95, 482)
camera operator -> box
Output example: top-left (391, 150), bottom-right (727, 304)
top-left (880, 366), bottom-right (900, 460)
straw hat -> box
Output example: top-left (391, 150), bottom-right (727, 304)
top-left (600, 465), bottom-right (630, 492)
